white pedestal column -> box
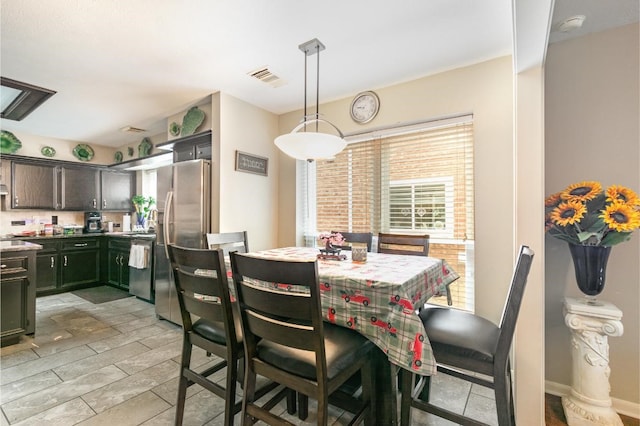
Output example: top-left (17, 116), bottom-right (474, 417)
top-left (562, 297), bottom-right (624, 426)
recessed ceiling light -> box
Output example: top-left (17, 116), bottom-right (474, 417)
top-left (556, 15), bottom-right (586, 33)
top-left (120, 126), bottom-right (146, 133)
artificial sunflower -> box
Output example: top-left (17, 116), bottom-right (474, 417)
top-left (550, 200), bottom-right (586, 226)
top-left (601, 201), bottom-right (640, 232)
top-left (561, 181), bottom-right (602, 202)
top-left (545, 181), bottom-right (640, 246)
top-left (606, 185), bottom-right (640, 206)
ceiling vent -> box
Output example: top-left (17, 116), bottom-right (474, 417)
top-left (1, 77), bottom-right (56, 121)
top-left (248, 67), bottom-right (285, 88)
top-left (120, 126), bottom-right (146, 133)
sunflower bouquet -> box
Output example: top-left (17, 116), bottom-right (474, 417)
top-left (545, 181), bottom-right (640, 246)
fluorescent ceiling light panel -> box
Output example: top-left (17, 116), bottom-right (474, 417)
top-left (1, 77), bottom-right (56, 121)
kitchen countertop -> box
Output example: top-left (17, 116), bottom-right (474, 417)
top-left (3, 232), bottom-right (156, 241)
top-left (0, 240), bottom-right (43, 252)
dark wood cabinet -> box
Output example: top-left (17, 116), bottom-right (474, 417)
top-left (60, 238), bottom-right (100, 287)
top-left (106, 237), bottom-right (130, 290)
top-left (11, 161), bottom-right (58, 209)
top-left (7, 155), bottom-right (135, 212)
top-left (60, 166), bottom-right (100, 210)
top-left (157, 130), bottom-right (212, 163)
top-left (1, 248), bottom-right (37, 346)
top-left (24, 236), bottom-right (101, 295)
top-left (100, 170), bottom-right (134, 211)
top-left (33, 239), bottom-right (59, 292)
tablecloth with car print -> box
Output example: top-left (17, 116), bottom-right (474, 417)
top-left (238, 246), bottom-right (459, 376)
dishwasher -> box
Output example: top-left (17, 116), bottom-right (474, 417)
top-left (128, 237), bottom-right (154, 302)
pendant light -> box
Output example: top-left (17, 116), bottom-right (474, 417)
top-left (275, 38), bottom-right (346, 162)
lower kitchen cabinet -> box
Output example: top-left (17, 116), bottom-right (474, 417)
top-left (33, 239), bottom-right (59, 292)
top-left (106, 237), bottom-right (130, 290)
top-left (61, 238), bottom-right (101, 287)
top-left (1, 248), bottom-right (37, 347)
top-left (24, 236), bottom-right (101, 295)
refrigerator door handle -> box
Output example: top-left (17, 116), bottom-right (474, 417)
top-left (164, 190), bottom-right (173, 259)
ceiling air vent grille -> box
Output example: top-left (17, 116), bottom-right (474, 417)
top-left (120, 126), bottom-right (146, 133)
top-left (248, 67), bottom-right (285, 88)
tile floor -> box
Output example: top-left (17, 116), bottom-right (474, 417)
top-left (0, 290), bottom-right (498, 425)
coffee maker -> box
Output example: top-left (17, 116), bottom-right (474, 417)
top-left (84, 212), bottom-right (103, 233)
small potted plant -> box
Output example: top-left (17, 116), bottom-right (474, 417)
top-left (132, 195), bottom-right (156, 230)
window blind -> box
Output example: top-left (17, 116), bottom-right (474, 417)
top-left (302, 115), bottom-right (475, 310)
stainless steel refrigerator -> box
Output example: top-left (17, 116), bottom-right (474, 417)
top-left (155, 159), bottom-right (211, 325)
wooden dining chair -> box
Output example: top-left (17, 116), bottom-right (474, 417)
top-left (377, 233), bottom-right (452, 305)
top-left (331, 231), bottom-right (373, 252)
top-left (399, 245), bottom-right (535, 426)
top-left (206, 231), bottom-right (249, 254)
top-left (230, 252), bottom-right (376, 426)
top-left (167, 244), bottom-right (276, 426)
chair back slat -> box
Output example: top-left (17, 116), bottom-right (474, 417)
top-left (378, 233), bottom-right (430, 256)
top-left (230, 252), bottom-right (325, 354)
top-left (174, 269), bottom-right (224, 298)
top-left (239, 282), bottom-right (312, 321)
top-left (168, 244), bottom-right (235, 336)
top-left (246, 310), bottom-right (317, 352)
top-left (207, 231), bottom-right (249, 254)
top-left (331, 231), bottom-right (373, 252)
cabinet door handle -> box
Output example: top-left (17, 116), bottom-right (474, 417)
top-left (103, 199), bottom-right (107, 209)
top-left (117, 254), bottom-right (122, 265)
top-left (50, 256), bottom-right (55, 268)
top-left (64, 255), bottom-right (68, 266)
top-left (1, 264), bottom-right (6, 269)
top-left (92, 199), bottom-right (97, 208)
top-left (74, 243), bottom-right (88, 247)
top-left (14, 196), bottom-right (18, 206)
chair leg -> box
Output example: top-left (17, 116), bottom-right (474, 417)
top-left (494, 370), bottom-right (515, 426)
top-left (223, 356), bottom-right (238, 426)
top-left (174, 340), bottom-right (192, 426)
top-left (241, 366), bottom-right (258, 426)
top-left (399, 368), bottom-right (414, 426)
top-left (286, 389), bottom-right (296, 414)
top-left (297, 392), bottom-right (309, 420)
top-left (446, 286), bottom-right (453, 306)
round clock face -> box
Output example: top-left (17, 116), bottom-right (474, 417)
top-left (350, 91), bottom-right (379, 124)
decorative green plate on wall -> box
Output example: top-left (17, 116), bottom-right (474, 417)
top-left (72, 144), bottom-right (94, 161)
top-left (114, 151), bottom-right (123, 163)
top-left (138, 137), bottom-right (152, 157)
top-left (0, 130), bottom-right (22, 154)
top-left (181, 106), bottom-right (205, 136)
top-left (41, 146), bottom-right (56, 157)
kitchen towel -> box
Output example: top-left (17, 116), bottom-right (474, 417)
top-left (128, 244), bottom-right (148, 269)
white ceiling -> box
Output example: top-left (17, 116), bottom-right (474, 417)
top-left (1, 0), bottom-right (637, 148)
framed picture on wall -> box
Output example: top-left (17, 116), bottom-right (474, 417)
top-left (235, 151), bottom-right (268, 176)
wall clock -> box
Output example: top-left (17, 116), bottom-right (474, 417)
top-left (350, 91), bottom-right (380, 124)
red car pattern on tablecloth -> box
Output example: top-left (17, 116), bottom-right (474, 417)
top-left (320, 282), bottom-right (331, 292)
top-left (408, 332), bottom-right (425, 369)
top-left (327, 307), bottom-right (336, 323)
top-left (341, 291), bottom-right (370, 306)
top-left (346, 316), bottom-right (358, 329)
top-left (370, 316), bottom-right (397, 336)
top-left (389, 295), bottom-right (414, 314)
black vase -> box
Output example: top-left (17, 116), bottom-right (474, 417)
top-left (568, 243), bottom-right (612, 297)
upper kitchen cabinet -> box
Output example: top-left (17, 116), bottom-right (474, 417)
top-left (60, 166), bottom-right (100, 210)
top-left (100, 170), bottom-right (134, 211)
top-left (156, 130), bottom-right (212, 163)
top-left (11, 161), bottom-right (58, 209)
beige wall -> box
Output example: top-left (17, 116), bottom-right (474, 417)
top-left (217, 93), bottom-right (280, 252)
top-left (545, 23), bottom-right (640, 408)
top-left (279, 55), bottom-right (516, 322)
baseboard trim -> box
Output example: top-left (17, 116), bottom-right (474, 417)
top-left (545, 380), bottom-right (640, 419)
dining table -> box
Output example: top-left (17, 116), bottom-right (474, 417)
top-left (231, 246), bottom-right (460, 424)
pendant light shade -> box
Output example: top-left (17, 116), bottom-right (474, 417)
top-left (275, 38), bottom-right (346, 162)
